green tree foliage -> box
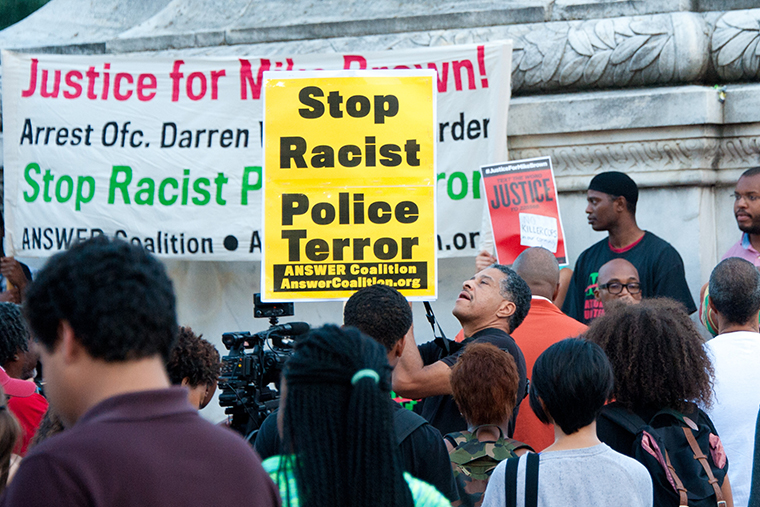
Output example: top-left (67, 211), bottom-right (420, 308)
top-left (0, 0), bottom-right (51, 31)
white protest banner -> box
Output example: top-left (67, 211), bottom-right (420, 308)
top-left (2, 42), bottom-right (510, 260)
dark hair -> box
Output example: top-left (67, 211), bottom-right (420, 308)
top-left (529, 338), bottom-right (613, 435)
top-left (24, 236), bottom-right (178, 362)
top-left (490, 264), bottom-right (531, 333)
top-left (709, 257), bottom-right (760, 326)
top-left (280, 325), bottom-right (413, 507)
top-left (166, 326), bottom-right (220, 387)
top-left (29, 408), bottom-right (65, 450)
top-left (0, 304), bottom-right (30, 366)
top-left (583, 298), bottom-right (713, 412)
top-left (343, 284), bottom-right (412, 351)
top-left (740, 166), bottom-right (760, 179)
top-left (451, 342), bottom-right (519, 427)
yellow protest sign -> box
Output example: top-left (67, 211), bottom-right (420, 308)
top-left (262, 70), bottom-right (437, 301)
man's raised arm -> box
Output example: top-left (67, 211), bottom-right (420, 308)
top-left (391, 325), bottom-right (453, 399)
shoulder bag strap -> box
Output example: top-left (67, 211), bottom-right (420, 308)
top-left (443, 433), bottom-right (459, 448)
top-left (600, 405), bottom-right (648, 434)
top-left (524, 453), bottom-right (539, 507)
top-left (393, 406), bottom-right (427, 446)
top-left (682, 427), bottom-right (726, 507)
top-left (505, 457), bottom-right (519, 507)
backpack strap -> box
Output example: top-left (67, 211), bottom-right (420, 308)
top-left (505, 456), bottom-right (519, 507)
top-left (664, 447), bottom-right (689, 507)
top-left (503, 453), bottom-right (539, 507)
top-left (443, 431), bottom-right (471, 449)
top-left (393, 406), bottom-right (427, 446)
top-left (524, 453), bottom-right (539, 507)
top-left (682, 427), bottom-right (727, 507)
top-left (472, 424), bottom-right (505, 438)
top-left (470, 425), bottom-right (535, 454)
top-left (651, 407), bottom-right (698, 430)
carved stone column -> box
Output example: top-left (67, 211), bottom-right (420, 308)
top-left (508, 12), bottom-right (710, 94)
top-left (711, 9), bottom-right (760, 81)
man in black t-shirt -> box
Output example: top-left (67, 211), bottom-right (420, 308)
top-left (392, 265), bottom-right (530, 436)
top-left (562, 171), bottom-right (695, 324)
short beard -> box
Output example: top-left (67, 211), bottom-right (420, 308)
top-left (738, 221), bottom-right (760, 235)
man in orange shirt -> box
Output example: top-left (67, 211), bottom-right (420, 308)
top-left (510, 247), bottom-right (587, 451)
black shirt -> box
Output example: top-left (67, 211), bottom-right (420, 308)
top-left (562, 231), bottom-right (696, 324)
top-left (416, 328), bottom-right (527, 437)
top-left (253, 408), bottom-right (280, 461)
top-left (392, 402), bottom-right (459, 502)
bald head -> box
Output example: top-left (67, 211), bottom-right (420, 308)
top-left (594, 258), bottom-right (642, 309)
top-left (512, 247), bottom-right (559, 300)
top-left (598, 259), bottom-right (639, 284)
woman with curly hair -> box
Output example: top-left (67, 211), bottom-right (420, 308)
top-left (165, 326), bottom-right (220, 409)
top-left (264, 324), bottom-right (450, 507)
top-left (585, 298), bottom-right (733, 507)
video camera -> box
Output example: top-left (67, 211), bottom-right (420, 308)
top-left (218, 294), bottom-right (309, 440)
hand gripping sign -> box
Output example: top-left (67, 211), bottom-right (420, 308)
top-left (481, 156), bottom-right (567, 266)
top-left (262, 70), bottom-right (437, 301)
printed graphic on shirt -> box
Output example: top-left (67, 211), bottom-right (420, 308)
top-left (583, 271), bottom-right (604, 321)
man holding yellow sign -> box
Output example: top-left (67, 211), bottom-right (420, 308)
top-left (262, 71), bottom-right (437, 302)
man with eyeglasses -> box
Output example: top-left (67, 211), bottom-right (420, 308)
top-left (561, 171), bottom-right (695, 324)
top-left (700, 166), bottom-right (760, 337)
top-left (724, 166), bottom-right (760, 266)
top-left (593, 259), bottom-right (642, 311)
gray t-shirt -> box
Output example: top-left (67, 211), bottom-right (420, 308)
top-left (481, 443), bottom-right (652, 507)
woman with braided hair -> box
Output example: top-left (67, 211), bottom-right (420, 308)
top-left (262, 324), bottom-right (450, 507)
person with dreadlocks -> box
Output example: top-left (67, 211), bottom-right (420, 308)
top-left (263, 324), bottom-right (451, 507)
top-left (0, 303), bottom-right (45, 456)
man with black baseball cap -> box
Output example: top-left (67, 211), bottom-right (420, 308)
top-left (561, 171), bottom-right (695, 324)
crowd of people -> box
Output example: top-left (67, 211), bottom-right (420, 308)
top-left (0, 168), bottom-right (755, 506)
